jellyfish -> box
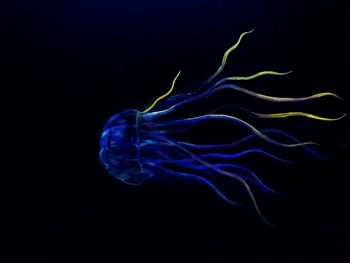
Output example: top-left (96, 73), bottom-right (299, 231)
top-left (99, 29), bottom-right (345, 225)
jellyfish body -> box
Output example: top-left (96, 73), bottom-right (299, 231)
top-left (99, 109), bottom-right (154, 185)
top-left (99, 30), bottom-right (345, 224)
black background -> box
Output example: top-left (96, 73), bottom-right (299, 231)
top-left (1, 0), bottom-right (350, 262)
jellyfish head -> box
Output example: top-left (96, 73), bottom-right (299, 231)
top-left (99, 109), bottom-right (153, 185)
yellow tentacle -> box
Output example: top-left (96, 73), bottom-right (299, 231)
top-left (252, 112), bottom-right (347, 121)
top-left (143, 70), bottom-right (181, 113)
top-left (229, 86), bottom-right (343, 102)
top-left (184, 113), bottom-right (319, 147)
top-left (222, 70), bottom-right (292, 81)
top-left (204, 29), bottom-right (255, 85)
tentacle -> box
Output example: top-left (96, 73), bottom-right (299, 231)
top-left (145, 162), bottom-right (243, 206)
top-left (202, 29), bottom-right (255, 87)
top-left (191, 149), bottom-right (292, 163)
top-left (143, 71), bottom-right (181, 113)
top-left (141, 27), bottom-right (342, 117)
top-left (214, 70), bottom-right (292, 86)
top-left (144, 123), bottom-right (196, 134)
top-left (211, 84), bottom-right (343, 102)
top-left (146, 141), bottom-right (293, 163)
top-left (203, 163), bottom-right (277, 194)
top-left (152, 114), bottom-right (318, 148)
top-left (154, 159), bottom-right (276, 194)
top-left (152, 137), bottom-right (274, 225)
top-left (140, 144), bottom-right (177, 161)
top-left (159, 127), bottom-right (321, 154)
top-left (142, 88), bottom-right (219, 119)
top-left (142, 142), bottom-right (187, 159)
top-left (209, 104), bottom-right (347, 121)
top-left (176, 132), bottom-right (258, 149)
top-left (151, 30), bottom-right (255, 108)
top-left (142, 82), bottom-right (342, 120)
top-left (144, 126), bottom-right (330, 160)
top-left (251, 112), bottom-right (347, 121)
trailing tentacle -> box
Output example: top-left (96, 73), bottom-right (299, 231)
top-left (151, 137), bottom-right (274, 226)
top-left (145, 162), bottom-right (243, 206)
top-left (152, 115), bottom-right (318, 148)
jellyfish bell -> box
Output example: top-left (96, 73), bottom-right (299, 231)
top-left (99, 109), bottom-right (154, 185)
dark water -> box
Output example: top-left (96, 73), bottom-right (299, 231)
top-left (1, 0), bottom-right (349, 262)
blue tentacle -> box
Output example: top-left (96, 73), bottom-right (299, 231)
top-left (146, 136), bottom-right (273, 225)
top-left (151, 127), bottom-right (329, 159)
top-left (145, 162), bottom-right (243, 206)
top-left (170, 161), bottom-right (276, 194)
top-left (151, 115), bottom-right (316, 148)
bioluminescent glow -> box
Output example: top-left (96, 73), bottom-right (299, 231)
top-left (99, 29), bottom-right (345, 225)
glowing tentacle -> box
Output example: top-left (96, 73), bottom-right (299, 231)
top-left (185, 149), bottom-right (292, 163)
top-left (142, 146), bottom-right (276, 193)
top-left (175, 162), bottom-right (276, 193)
top-left (214, 70), bottom-right (292, 86)
top-left (251, 112), bottom-right (347, 121)
top-left (146, 141), bottom-right (293, 163)
top-left (143, 82), bottom-right (342, 120)
top-left (142, 142), bottom-right (187, 159)
top-left (146, 127), bottom-right (330, 160)
top-left (143, 70), bottom-right (181, 113)
top-left (155, 29), bottom-right (255, 106)
top-left (154, 137), bottom-right (274, 225)
top-left (153, 114), bottom-right (318, 148)
top-left (158, 128), bottom-right (327, 159)
top-left (141, 144), bottom-right (178, 161)
top-left (176, 132), bottom-right (258, 148)
top-left (209, 104), bottom-right (346, 121)
top-left (203, 29), bottom-right (255, 87)
top-left (145, 162), bottom-right (243, 206)
top-left (215, 85), bottom-right (343, 102)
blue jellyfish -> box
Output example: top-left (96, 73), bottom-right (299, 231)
top-left (99, 30), bottom-right (345, 224)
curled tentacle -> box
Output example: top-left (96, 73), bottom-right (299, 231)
top-left (143, 70), bottom-right (182, 113)
top-left (201, 29), bottom-right (255, 87)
